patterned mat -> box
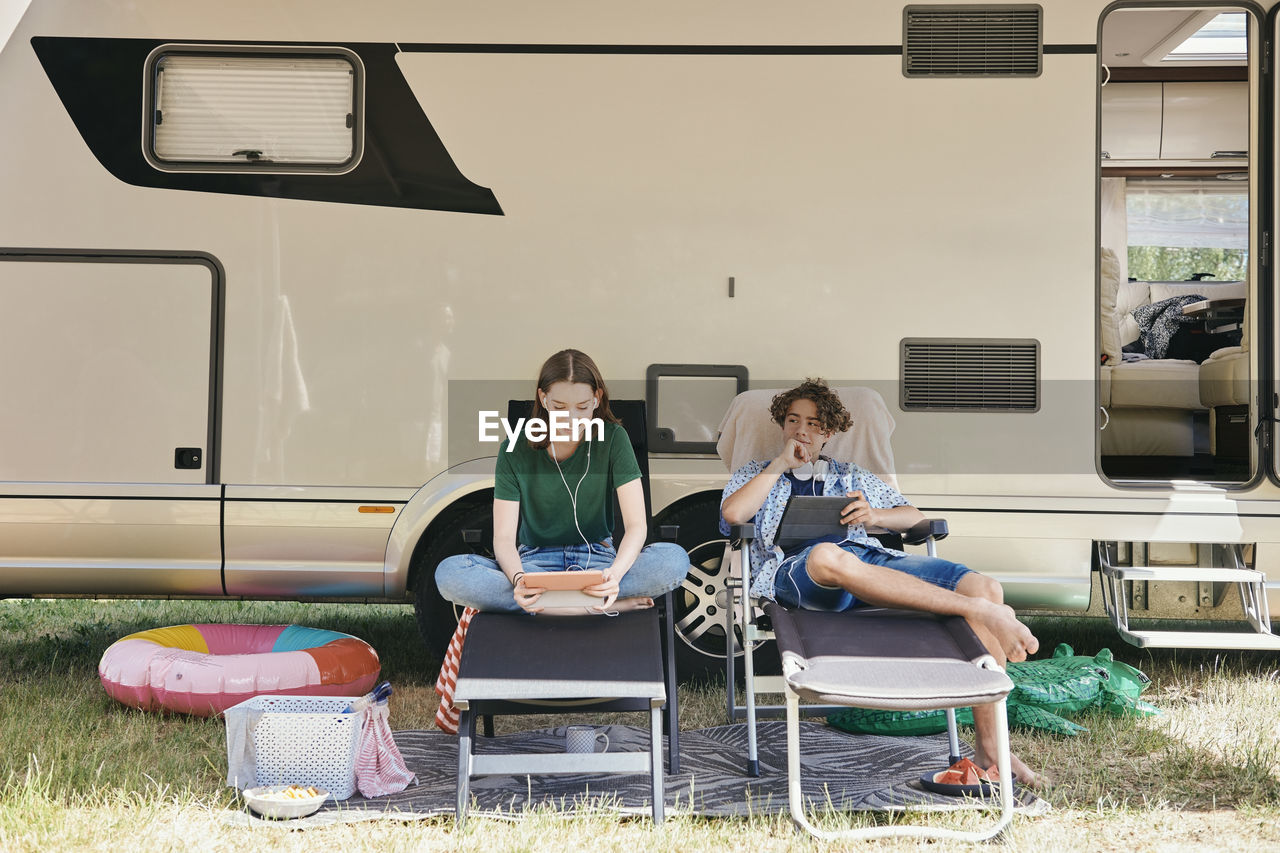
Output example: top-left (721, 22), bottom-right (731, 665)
top-left (227, 721), bottom-right (1047, 827)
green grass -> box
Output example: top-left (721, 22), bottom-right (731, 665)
top-left (2, 600), bottom-right (1279, 851)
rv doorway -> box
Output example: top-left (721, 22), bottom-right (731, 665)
top-left (1098, 4), bottom-right (1258, 486)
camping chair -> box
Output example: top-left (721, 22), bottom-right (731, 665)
top-left (719, 387), bottom-right (1016, 842)
top-left (451, 399), bottom-right (682, 826)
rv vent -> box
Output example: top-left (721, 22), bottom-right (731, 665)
top-left (900, 338), bottom-right (1039, 412)
top-left (903, 5), bottom-right (1042, 77)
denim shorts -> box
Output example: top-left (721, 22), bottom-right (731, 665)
top-left (773, 540), bottom-right (973, 612)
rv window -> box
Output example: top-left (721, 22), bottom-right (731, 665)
top-left (146, 52), bottom-right (360, 172)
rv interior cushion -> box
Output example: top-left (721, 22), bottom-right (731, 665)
top-left (1099, 248), bottom-right (1123, 365)
top-left (1102, 409), bottom-right (1194, 457)
top-left (1147, 281), bottom-right (1247, 304)
top-left (1199, 348), bottom-right (1249, 408)
top-left (1107, 360), bottom-right (1203, 410)
top-left (716, 387), bottom-right (898, 490)
top-left (1117, 281), bottom-right (1149, 346)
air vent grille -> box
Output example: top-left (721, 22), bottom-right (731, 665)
top-left (903, 5), bottom-right (1042, 77)
top-left (901, 338), bottom-right (1039, 412)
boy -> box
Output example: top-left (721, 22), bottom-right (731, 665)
top-left (720, 379), bottom-right (1042, 786)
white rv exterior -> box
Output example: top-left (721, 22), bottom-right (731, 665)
top-left (2, 0), bottom-right (1278, 670)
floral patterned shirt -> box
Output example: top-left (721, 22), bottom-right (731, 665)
top-left (719, 458), bottom-right (910, 600)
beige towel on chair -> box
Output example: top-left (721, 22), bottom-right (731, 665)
top-left (715, 387), bottom-right (899, 490)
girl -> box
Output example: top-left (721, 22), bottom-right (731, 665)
top-left (436, 349), bottom-right (689, 614)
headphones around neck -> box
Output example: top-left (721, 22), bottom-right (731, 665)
top-left (792, 457), bottom-right (829, 482)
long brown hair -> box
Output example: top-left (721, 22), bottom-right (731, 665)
top-left (527, 349), bottom-right (621, 449)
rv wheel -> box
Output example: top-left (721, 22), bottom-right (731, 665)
top-left (410, 499), bottom-right (493, 663)
top-left (662, 499), bottom-right (768, 683)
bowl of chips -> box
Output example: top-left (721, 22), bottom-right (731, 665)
top-left (242, 784), bottom-right (330, 819)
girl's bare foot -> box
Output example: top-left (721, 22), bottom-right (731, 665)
top-left (598, 596), bottom-right (653, 613)
top-left (536, 597), bottom-right (654, 616)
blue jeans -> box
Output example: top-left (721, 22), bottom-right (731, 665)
top-left (435, 539), bottom-right (689, 613)
top-left (773, 540), bottom-right (973, 612)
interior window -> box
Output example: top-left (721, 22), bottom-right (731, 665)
top-left (1126, 178), bottom-right (1248, 281)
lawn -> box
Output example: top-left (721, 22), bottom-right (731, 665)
top-left (2, 598), bottom-right (1279, 852)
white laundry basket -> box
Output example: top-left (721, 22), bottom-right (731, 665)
top-left (225, 695), bottom-right (362, 800)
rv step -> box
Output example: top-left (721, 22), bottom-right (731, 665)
top-left (1096, 542), bottom-right (1273, 650)
top-left (1102, 565), bottom-right (1262, 584)
top-left (1118, 629), bottom-right (1280, 651)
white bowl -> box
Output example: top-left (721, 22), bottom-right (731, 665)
top-left (242, 785), bottom-right (330, 820)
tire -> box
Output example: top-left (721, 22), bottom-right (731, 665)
top-left (410, 499), bottom-right (494, 662)
top-left (662, 498), bottom-right (771, 683)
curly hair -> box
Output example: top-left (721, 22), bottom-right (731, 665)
top-left (769, 378), bottom-right (852, 434)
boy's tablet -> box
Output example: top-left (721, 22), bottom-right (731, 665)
top-left (776, 495), bottom-right (851, 550)
top-left (522, 569), bottom-right (605, 591)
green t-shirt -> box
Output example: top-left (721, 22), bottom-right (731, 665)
top-left (494, 421), bottom-right (642, 547)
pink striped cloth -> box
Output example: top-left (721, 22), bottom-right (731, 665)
top-left (354, 700), bottom-right (417, 798)
top-left (433, 607), bottom-right (478, 735)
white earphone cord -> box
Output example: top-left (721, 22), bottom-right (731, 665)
top-left (552, 439), bottom-right (619, 616)
top-left (552, 437), bottom-right (594, 571)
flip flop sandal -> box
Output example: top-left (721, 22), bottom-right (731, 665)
top-left (919, 757), bottom-right (1016, 798)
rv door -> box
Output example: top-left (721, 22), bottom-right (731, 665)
top-left (1271, 4), bottom-right (1280, 486)
top-left (0, 252), bottom-right (222, 595)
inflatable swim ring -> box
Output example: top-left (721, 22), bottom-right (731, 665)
top-left (98, 624), bottom-right (381, 716)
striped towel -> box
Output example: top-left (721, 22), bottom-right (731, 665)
top-left (433, 607), bottom-right (477, 735)
top-left (353, 700), bottom-right (418, 798)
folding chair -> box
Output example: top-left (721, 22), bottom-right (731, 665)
top-left (451, 399), bottom-right (682, 826)
top-left (719, 387), bottom-right (1016, 842)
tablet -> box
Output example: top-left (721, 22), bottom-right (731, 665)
top-left (536, 589), bottom-right (606, 609)
top-left (521, 570), bottom-right (605, 591)
top-left (776, 495), bottom-right (851, 549)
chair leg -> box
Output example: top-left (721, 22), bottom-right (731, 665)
top-left (785, 688), bottom-right (1017, 843)
top-left (660, 590), bottom-right (680, 775)
top-left (725, 595), bottom-right (738, 724)
top-left (456, 708), bottom-right (475, 827)
top-left (742, 619), bottom-right (760, 777)
top-left (945, 707), bottom-right (961, 765)
top-left (650, 705), bottom-right (665, 823)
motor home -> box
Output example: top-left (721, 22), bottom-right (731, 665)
top-left (1, 1), bottom-right (1278, 678)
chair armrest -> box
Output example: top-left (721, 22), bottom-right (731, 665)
top-left (729, 523), bottom-right (756, 540)
top-left (902, 518), bottom-right (949, 546)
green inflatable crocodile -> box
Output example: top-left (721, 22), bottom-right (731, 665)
top-left (828, 643), bottom-right (1160, 737)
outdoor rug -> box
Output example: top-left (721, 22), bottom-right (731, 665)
top-left (226, 721), bottom-right (1048, 827)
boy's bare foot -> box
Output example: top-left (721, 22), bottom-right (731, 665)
top-left (973, 747), bottom-right (1048, 789)
top-left (971, 599), bottom-right (1039, 662)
